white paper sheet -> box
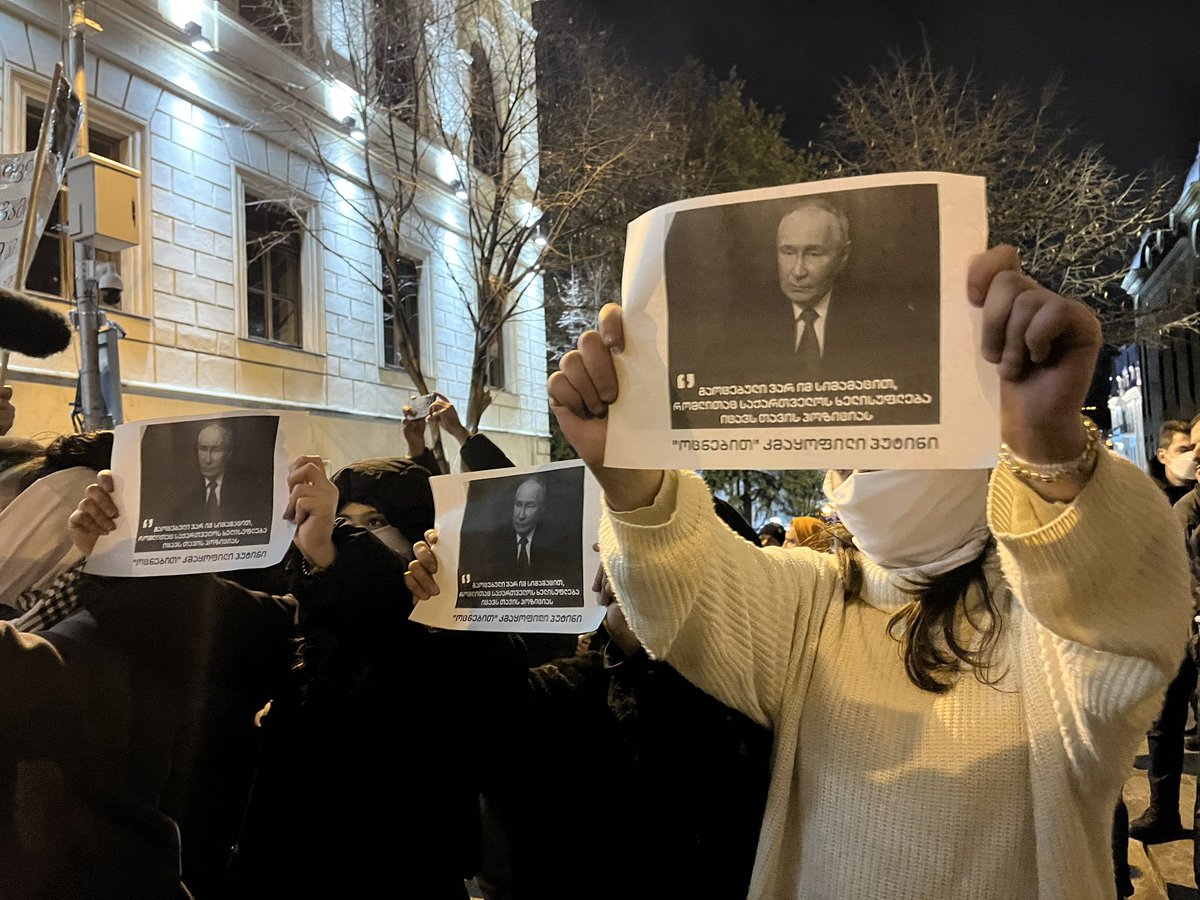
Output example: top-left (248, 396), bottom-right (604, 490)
top-left (410, 459), bottom-right (606, 635)
top-left (604, 172), bottom-right (999, 470)
top-left (84, 410), bottom-right (307, 577)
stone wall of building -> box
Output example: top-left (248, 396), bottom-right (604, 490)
top-left (0, 0), bottom-right (550, 469)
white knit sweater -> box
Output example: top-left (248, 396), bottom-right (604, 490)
top-left (599, 450), bottom-right (1190, 899)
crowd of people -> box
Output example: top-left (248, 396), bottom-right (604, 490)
top-left (0, 242), bottom-right (1197, 900)
top-left (756, 516), bottom-right (837, 553)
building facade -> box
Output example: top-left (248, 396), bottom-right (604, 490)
top-left (1, 0), bottom-right (550, 469)
top-left (1113, 144), bottom-right (1200, 467)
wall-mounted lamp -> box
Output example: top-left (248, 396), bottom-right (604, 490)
top-left (184, 21), bottom-right (214, 53)
top-left (341, 116), bottom-right (367, 142)
top-left (449, 179), bottom-right (468, 201)
top-left (533, 224), bottom-right (547, 248)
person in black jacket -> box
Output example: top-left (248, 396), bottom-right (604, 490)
top-left (59, 453), bottom-right (491, 898)
top-left (403, 392), bottom-right (519, 475)
top-left (403, 396), bottom-right (577, 666)
top-left (2, 456), bottom-right (332, 900)
top-left (1127, 417), bottom-right (1200, 848)
top-left (438, 499), bottom-right (773, 900)
top-left (1151, 419), bottom-right (1196, 506)
top-left (224, 454), bottom-right (493, 899)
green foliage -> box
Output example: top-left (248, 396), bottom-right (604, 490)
top-left (670, 62), bottom-right (829, 198)
top-left (700, 468), bottom-right (826, 527)
top-left (548, 412), bottom-right (579, 462)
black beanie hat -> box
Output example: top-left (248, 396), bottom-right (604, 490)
top-left (331, 457), bottom-right (435, 547)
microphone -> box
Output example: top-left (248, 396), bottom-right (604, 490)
top-left (0, 286), bottom-right (72, 357)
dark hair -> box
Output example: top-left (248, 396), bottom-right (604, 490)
top-left (0, 436), bottom-right (44, 475)
top-left (713, 498), bottom-right (760, 545)
top-left (1160, 419), bottom-right (1190, 451)
top-left (0, 430), bottom-right (113, 492)
top-left (38, 431), bottom-right (113, 476)
top-left (757, 521), bottom-right (787, 543)
top-left (838, 541), bottom-right (1004, 694)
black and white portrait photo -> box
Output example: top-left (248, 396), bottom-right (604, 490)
top-left (455, 466), bottom-right (586, 609)
top-left (664, 183), bottom-right (942, 428)
top-left (134, 415), bottom-right (277, 552)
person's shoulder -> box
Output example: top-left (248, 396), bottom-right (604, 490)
top-left (1173, 489), bottom-right (1200, 514)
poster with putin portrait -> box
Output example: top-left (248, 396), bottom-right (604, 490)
top-left (604, 171), bottom-right (999, 471)
top-left (410, 460), bottom-right (607, 635)
top-left (85, 410), bottom-right (308, 577)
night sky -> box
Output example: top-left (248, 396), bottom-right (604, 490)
top-left (572, 0), bottom-right (1200, 179)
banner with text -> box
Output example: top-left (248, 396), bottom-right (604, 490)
top-left (0, 69), bottom-right (83, 290)
top-left (0, 152), bottom-right (38, 290)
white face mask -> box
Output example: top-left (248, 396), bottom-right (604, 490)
top-left (823, 468), bottom-right (991, 580)
top-left (370, 524), bottom-right (414, 562)
top-left (1167, 451), bottom-right (1197, 483)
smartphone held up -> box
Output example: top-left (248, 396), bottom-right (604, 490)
top-left (407, 393), bottom-right (437, 419)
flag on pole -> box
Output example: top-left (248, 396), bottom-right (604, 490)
top-left (0, 63), bottom-right (82, 385)
top-left (0, 63), bottom-right (84, 292)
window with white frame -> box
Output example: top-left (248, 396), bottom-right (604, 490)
top-left (381, 250), bottom-right (421, 370)
top-left (372, 0), bottom-right (419, 126)
top-left (244, 191), bottom-right (305, 347)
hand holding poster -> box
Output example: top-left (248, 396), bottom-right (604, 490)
top-left (604, 172), bottom-right (998, 471)
top-left (84, 410), bottom-right (309, 576)
top-left (409, 460), bottom-right (606, 634)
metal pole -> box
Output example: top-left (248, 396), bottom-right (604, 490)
top-left (69, 0), bottom-right (110, 430)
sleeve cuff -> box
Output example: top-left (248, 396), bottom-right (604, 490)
top-left (1005, 480), bottom-right (1071, 534)
top-left (988, 450), bottom-right (1102, 544)
top-left (989, 446), bottom-right (1193, 672)
top-left (603, 470), bottom-right (681, 527)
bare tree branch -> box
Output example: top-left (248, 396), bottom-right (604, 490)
top-left (821, 46), bottom-right (1177, 344)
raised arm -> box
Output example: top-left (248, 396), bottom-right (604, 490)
top-left (969, 245), bottom-right (1102, 502)
top-left (546, 304), bottom-right (832, 727)
top-left (402, 402), bottom-right (444, 475)
top-left (548, 304), bottom-right (665, 511)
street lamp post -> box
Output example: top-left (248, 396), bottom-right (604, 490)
top-left (68, 0), bottom-right (111, 431)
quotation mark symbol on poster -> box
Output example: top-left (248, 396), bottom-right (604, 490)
top-left (461, 574), bottom-right (471, 585)
top-left (142, 518), bottom-right (154, 528)
top-left (676, 373), bottom-right (695, 389)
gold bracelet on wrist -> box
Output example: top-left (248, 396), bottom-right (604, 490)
top-left (998, 415), bottom-right (1100, 484)
top-left (299, 555), bottom-right (331, 577)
